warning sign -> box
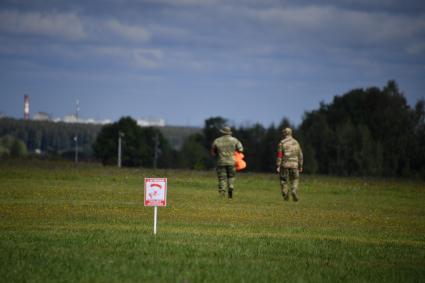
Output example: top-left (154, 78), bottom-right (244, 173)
top-left (144, 178), bottom-right (167, 207)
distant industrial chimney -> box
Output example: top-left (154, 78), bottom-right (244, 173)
top-left (24, 95), bottom-right (30, 120)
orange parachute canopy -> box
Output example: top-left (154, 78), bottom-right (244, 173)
top-left (234, 151), bottom-right (247, 171)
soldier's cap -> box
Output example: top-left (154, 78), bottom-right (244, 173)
top-left (282, 127), bottom-right (292, 136)
top-left (220, 127), bottom-right (232, 135)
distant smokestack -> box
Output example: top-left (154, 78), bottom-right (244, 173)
top-left (24, 95), bottom-right (30, 120)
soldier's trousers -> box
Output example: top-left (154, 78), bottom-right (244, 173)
top-left (216, 165), bottom-right (236, 194)
top-left (279, 167), bottom-right (300, 201)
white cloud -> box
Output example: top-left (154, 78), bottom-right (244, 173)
top-left (143, 0), bottom-right (219, 6)
top-left (133, 49), bottom-right (164, 68)
top-left (94, 46), bottom-right (163, 68)
top-left (94, 46), bottom-right (128, 57)
top-left (105, 19), bottom-right (151, 42)
top-left (254, 5), bottom-right (425, 46)
top-left (150, 25), bottom-right (191, 40)
top-left (0, 10), bottom-right (86, 40)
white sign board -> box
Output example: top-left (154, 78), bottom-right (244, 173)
top-left (144, 178), bottom-right (167, 207)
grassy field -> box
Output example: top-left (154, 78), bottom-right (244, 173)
top-left (0, 160), bottom-right (424, 282)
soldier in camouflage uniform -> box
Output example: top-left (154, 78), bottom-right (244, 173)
top-left (211, 127), bottom-right (244, 199)
top-left (276, 128), bottom-right (303, 201)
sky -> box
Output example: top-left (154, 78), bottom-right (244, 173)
top-left (0, 0), bottom-right (424, 127)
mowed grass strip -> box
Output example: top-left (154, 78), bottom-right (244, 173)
top-left (0, 160), bottom-right (424, 282)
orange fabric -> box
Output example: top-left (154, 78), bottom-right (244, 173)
top-left (234, 151), bottom-right (247, 171)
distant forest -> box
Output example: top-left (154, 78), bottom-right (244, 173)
top-left (0, 118), bottom-right (198, 159)
top-left (1, 81), bottom-right (424, 179)
top-left (0, 119), bottom-right (102, 159)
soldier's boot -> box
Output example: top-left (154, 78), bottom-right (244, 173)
top-left (291, 191), bottom-right (299, 202)
top-left (281, 185), bottom-right (289, 201)
top-left (227, 176), bottom-right (235, 199)
top-left (228, 187), bottom-right (233, 199)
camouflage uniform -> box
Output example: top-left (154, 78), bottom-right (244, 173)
top-left (276, 128), bottom-right (303, 201)
top-left (211, 127), bottom-right (244, 198)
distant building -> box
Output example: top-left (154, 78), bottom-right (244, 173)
top-left (33, 112), bottom-right (51, 121)
top-left (98, 119), bottom-right (112, 125)
top-left (0, 112), bottom-right (5, 119)
top-left (63, 114), bottom-right (78, 123)
top-left (137, 117), bottom-right (165, 127)
top-left (85, 118), bottom-right (97, 124)
top-left (79, 118), bottom-right (111, 125)
top-left (61, 114), bottom-right (112, 125)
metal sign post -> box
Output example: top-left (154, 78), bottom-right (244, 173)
top-left (118, 131), bottom-right (124, 168)
top-left (153, 206), bottom-right (158, 235)
top-left (144, 178), bottom-right (167, 235)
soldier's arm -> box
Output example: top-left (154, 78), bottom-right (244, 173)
top-left (298, 145), bottom-right (304, 172)
top-left (276, 142), bottom-right (283, 172)
top-left (210, 142), bottom-right (217, 156)
top-left (236, 140), bottom-right (244, 153)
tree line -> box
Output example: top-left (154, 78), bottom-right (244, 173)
top-left (1, 81), bottom-right (424, 178)
top-left (0, 118), bottom-right (101, 159)
top-left (177, 80), bottom-right (425, 178)
top-left (298, 81), bottom-right (425, 178)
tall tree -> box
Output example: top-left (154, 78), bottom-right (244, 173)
top-left (299, 80), bottom-right (422, 177)
top-left (93, 116), bottom-right (173, 167)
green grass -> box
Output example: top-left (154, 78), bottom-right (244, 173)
top-left (0, 160), bottom-right (424, 282)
